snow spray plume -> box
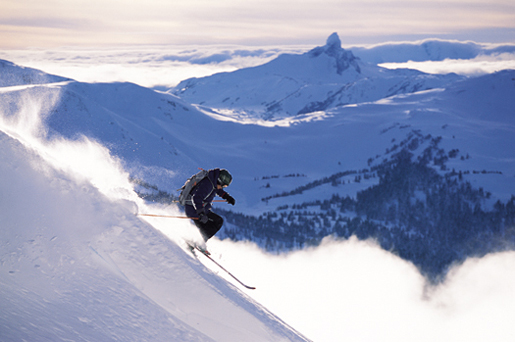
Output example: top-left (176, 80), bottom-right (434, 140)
top-left (0, 85), bottom-right (59, 140)
top-left (0, 85), bottom-right (201, 245)
top-left (0, 86), bottom-right (141, 206)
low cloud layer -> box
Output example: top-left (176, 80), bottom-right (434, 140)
top-left (380, 53), bottom-right (515, 77)
top-left (208, 237), bottom-right (515, 342)
top-left (0, 46), bottom-right (306, 87)
top-left (1, 41), bottom-right (515, 89)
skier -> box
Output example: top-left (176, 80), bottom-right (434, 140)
top-left (183, 168), bottom-right (235, 245)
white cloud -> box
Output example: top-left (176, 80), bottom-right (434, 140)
top-left (0, 45), bottom-right (307, 87)
top-left (208, 237), bottom-right (515, 342)
top-left (380, 53), bottom-right (515, 76)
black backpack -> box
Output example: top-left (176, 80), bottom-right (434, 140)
top-left (177, 169), bottom-right (209, 205)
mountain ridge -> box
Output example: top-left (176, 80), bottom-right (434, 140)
top-left (172, 33), bottom-right (462, 120)
top-left (0, 59), bottom-right (70, 87)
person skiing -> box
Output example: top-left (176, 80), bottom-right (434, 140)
top-left (183, 168), bottom-right (235, 244)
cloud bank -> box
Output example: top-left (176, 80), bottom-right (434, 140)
top-left (1, 40), bottom-right (514, 89)
top-left (0, 45), bottom-right (307, 87)
top-left (380, 53), bottom-right (515, 77)
top-left (209, 237), bottom-right (515, 342)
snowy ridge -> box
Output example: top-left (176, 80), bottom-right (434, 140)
top-left (0, 59), bottom-right (70, 87)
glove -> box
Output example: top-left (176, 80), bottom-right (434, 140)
top-left (198, 212), bottom-right (209, 224)
top-left (223, 193), bottom-right (236, 205)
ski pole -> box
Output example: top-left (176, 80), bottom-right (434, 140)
top-left (138, 213), bottom-right (198, 220)
top-left (170, 200), bottom-right (227, 203)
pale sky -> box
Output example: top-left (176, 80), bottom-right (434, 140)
top-left (1, 0), bottom-right (515, 49)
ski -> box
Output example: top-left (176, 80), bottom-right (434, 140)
top-left (192, 245), bottom-right (256, 290)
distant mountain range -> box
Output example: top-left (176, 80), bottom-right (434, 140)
top-left (172, 33), bottom-right (462, 120)
top-left (1, 34), bottom-right (514, 281)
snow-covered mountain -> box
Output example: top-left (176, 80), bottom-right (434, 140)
top-left (172, 33), bottom-right (462, 120)
top-left (2, 54), bottom-right (514, 279)
top-left (1, 35), bottom-right (515, 340)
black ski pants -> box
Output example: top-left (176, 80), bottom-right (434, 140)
top-left (192, 210), bottom-right (224, 241)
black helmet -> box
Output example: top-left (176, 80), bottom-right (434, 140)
top-left (218, 169), bottom-right (232, 187)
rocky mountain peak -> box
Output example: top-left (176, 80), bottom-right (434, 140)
top-left (326, 32), bottom-right (342, 50)
top-left (307, 32), bottom-right (361, 75)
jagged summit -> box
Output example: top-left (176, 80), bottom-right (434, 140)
top-left (307, 32), bottom-right (361, 74)
top-left (326, 32), bottom-right (342, 48)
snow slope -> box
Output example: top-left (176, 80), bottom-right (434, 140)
top-left (0, 130), bottom-right (308, 341)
